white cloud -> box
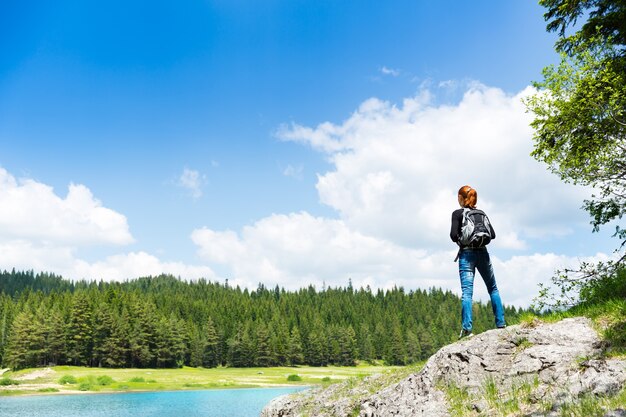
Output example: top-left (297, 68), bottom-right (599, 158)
top-left (70, 251), bottom-right (216, 281)
top-left (277, 84), bottom-right (591, 251)
top-left (177, 167), bottom-right (206, 199)
top-left (192, 211), bottom-right (430, 290)
top-left (0, 241), bottom-right (216, 282)
top-left (283, 164), bottom-right (304, 179)
top-left (0, 168), bottom-right (133, 245)
top-left (190, 211), bottom-right (605, 307)
top-left (381, 66), bottom-right (401, 77)
top-left (0, 167), bottom-right (213, 283)
top-left (189, 83), bottom-right (611, 307)
top-left (438, 80), bottom-right (457, 89)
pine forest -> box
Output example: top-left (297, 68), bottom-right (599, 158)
top-left (0, 270), bottom-right (524, 370)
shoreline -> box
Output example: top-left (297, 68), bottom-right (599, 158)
top-left (1, 384), bottom-right (311, 398)
top-left (0, 364), bottom-right (393, 398)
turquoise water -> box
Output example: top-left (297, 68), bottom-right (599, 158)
top-left (0, 387), bottom-right (306, 417)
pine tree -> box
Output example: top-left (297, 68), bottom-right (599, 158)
top-left (373, 322), bottom-right (387, 360)
top-left (101, 315), bottom-right (130, 367)
top-left (270, 318), bottom-right (289, 366)
top-left (3, 310), bottom-right (35, 369)
top-left (405, 330), bottom-right (422, 364)
top-left (385, 323), bottom-right (407, 366)
top-left (228, 322), bottom-right (255, 367)
top-left (203, 316), bottom-right (219, 368)
top-left (66, 293), bottom-right (93, 366)
top-left (169, 316), bottom-right (188, 367)
top-left (337, 326), bottom-right (358, 366)
top-left (306, 322), bottom-right (328, 366)
top-left (255, 322), bottom-right (274, 367)
top-left (417, 324), bottom-right (435, 360)
top-left (44, 307), bottom-right (66, 366)
top-left (92, 306), bottom-right (115, 367)
top-left (358, 323), bottom-right (374, 362)
top-left (128, 302), bottom-right (156, 367)
top-left (287, 327), bottom-right (305, 366)
top-left (188, 326), bottom-right (205, 368)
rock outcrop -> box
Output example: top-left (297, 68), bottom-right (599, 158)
top-left (262, 317), bottom-right (626, 416)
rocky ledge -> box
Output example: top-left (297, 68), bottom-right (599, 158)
top-left (262, 317), bottom-right (626, 416)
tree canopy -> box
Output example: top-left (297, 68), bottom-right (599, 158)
top-left (525, 0), bottom-right (626, 307)
top-left (0, 271), bottom-right (524, 370)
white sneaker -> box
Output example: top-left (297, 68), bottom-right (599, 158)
top-left (458, 329), bottom-right (474, 339)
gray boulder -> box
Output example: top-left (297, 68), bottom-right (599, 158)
top-left (262, 317), bottom-right (626, 417)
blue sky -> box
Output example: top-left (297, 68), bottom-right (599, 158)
top-left (0, 1), bottom-right (616, 306)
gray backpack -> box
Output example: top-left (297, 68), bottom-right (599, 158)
top-left (459, 208), bottom-right (493, 248)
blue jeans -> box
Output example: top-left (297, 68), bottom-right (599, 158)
top-left (458, 248), bottom-right (506, 331)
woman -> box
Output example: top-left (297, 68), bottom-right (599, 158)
top-left (450, 185), bottom-right (506, 338)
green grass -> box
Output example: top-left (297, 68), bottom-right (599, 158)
top-left (0, 363), bottom-right (398, 396)
top-left (58, 375), bottom-right (77, 384)
top-left (443, 373), bottom-right (625, 417)
top-left (0, 377), bottom-right (19, 386)
top-left (444, 382), bottom-right (473, 417)
top-left (444, 377), bottom-right (537, 417)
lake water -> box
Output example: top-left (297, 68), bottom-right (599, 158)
top-left (0, 387), bottom-right (306, 417)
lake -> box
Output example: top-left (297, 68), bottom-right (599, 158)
top-left (0, 387), bottom-right (307, 417)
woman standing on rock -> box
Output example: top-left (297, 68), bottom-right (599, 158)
top-left (450, 185), bottom-right (506, 338)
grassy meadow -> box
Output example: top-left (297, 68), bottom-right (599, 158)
top-left (0, 363), bottom-right (400, 396)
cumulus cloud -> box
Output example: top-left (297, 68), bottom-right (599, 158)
top-left (0, 167), bottom-right (213, 283)
top-left (191, 211), bottom-right (430, 290)
top-left (0, 168), bottom-right (133, 245)
top-left (190, 83), bottom-right (609, 307)
top-left (277, 84), bottom-right (590, 251)
top-left (190, 212), bottom-right (601, 307)
top-left (70, 251), bottom-right (216, 281)
top-left (0, 241), bottom-right (216, 282)
top-left (177, 167), bottom-right (206, 199)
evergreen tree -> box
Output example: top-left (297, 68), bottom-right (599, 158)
top-left (188, 326), bottom-right (205, 368)
top-left (170, 316), bottom-right (188, 367)
top-left (373, 322), bottom-right (387, 360)
top-left (203, 316), bottom-right (219, 368)
top-left (154, 315), bottom-right (187, 368)
top-left (128, 302), bottom-right (156, 367)
top-left (101, 315), bottom-right (130, 367)
top-left (385, 323), bottom-right (407, 366)
top-left (255, 322), bottom-right (273, 367)
top-left (3, 310), bottom-right (35, 369)
top-left (270, 318), bottom-right (289, 366)
top-left (92, 306), bottom-right (115, 367)
top-left (44, 307), bottom-right (66, 366)
top-left (337, 326), bottom-right (358, 366)
top-left (306, 322), bottom-right (328, 366)
top-left (66, 293), bottom-right (93, 366)
top-left (228, 323), bottom-right (255, 367)
top-left (405, 330), bottom-right (422, 364)
top-left (287, 327), bottom-right (304, 366)
top-left (417, 324), bottom-right (435, 360)
top-left (357, 323), bottom-right (374, 363)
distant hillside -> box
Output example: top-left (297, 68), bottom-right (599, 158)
top-left (0, 270), bottom-right (525, 370)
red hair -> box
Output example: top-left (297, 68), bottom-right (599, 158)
top-left (458, 185), bottom-right (477, 209)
